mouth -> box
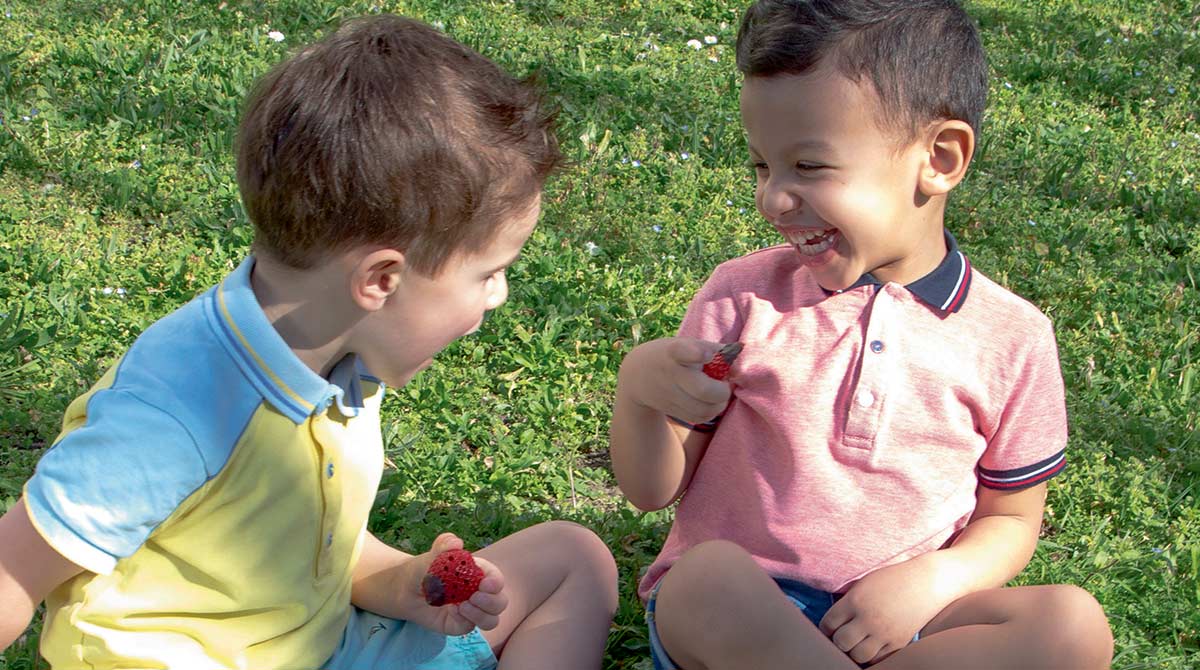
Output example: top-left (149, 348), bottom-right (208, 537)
top-left (781, 227), bottom-right (839, 256)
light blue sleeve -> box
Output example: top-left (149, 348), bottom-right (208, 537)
top-left (23, 388), bottom-right (208, 575)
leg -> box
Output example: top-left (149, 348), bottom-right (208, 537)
top-left (475, 520), bottom-right (617, 670)
top-left (654, 540), bottom-right (859, 670)
top-left (874, 585), bottom-right (1113, 669)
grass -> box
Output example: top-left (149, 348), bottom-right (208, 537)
top-left (1, 0), bottom-right (1197, 667)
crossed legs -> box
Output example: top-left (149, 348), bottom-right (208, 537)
top-left (654, 540), bottom-right (1112, 670)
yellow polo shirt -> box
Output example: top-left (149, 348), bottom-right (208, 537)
top-left (24, 257), bottom-right (385, 669)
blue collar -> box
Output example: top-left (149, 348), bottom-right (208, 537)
top-left (827, 230), bottom-right (973, 313)
top-left (208, 257), bottom-right (367, 423)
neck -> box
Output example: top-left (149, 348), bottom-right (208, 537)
top-left (250, 254), bottom-right (360, 378)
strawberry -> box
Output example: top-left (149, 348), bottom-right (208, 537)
top-left (422, 549), bottom-right (484, 606)
top-left (702, 342), bottom-right (743, 380)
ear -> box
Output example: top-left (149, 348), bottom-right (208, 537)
top-left (917, 120), bottom-right (975, 197)
top-left (349, 248), bottom-right (407, 312)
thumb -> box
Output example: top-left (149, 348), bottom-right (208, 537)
top-left (669, 337), bottom-right (725, 367)
top-left (430, 532), bottom-right (465, 555)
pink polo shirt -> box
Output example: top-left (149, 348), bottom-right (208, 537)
top-left (639, 237), bottom-right (1068, 598)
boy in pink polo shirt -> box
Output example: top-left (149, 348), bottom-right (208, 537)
top-left (610, 1), bottom-right (1114, 668)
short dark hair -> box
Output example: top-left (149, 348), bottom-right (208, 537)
top-left (735, 0), bottom-right (988, 141)
top-left (237, 15), bottom-right (562, 275)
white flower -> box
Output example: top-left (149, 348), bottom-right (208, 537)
top-left (583, 241), bottom-right (601, 256)
top-left (686, 39), bottom-right (703, 49)
top-left (102, 287), bottom-right (114, 295)
top-left (704, 35), bottom-right (717, 44)
top-left (652, 225), bottom-right (663, 233)
top-left (432, 20), bottom-right (445, 30)
top-left (116, 288), bottom-right (127, 296)
top-left (631, 160), bottom-right (642, 167)
top-left (268, 30), bottom-right (285, 42)
top-left (1003, 81), bottom-right (1013, 89)
top-left (680, 152), bottom-right (690, 160)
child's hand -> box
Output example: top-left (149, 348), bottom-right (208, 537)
top-left (411, 533), bottom-right (508, 636)
top-left (818, 556), bottom-right (950, 665)
top-left (619, 337), bottom-right (734, 425)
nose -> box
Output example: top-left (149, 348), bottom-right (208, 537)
top-left (485, 273), bottom-right (509, 311)
top-left (756, 174), bottom-right (802, 221)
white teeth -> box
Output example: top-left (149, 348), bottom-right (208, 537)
top-left (790, 229), bottom-right (837, 256)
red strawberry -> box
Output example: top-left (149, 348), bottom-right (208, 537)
top-left (702, 342), bottom-right (743, 380)
top-left (422, 549), bottom-right (484, 606)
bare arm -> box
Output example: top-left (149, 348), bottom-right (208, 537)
top-left (0, 499), bottom-right (84, 651)
top-left (820, 483), bottom-right (1049, 662)
top-left (609, 338), bottom-right (730, 511)
top-left (926, 482), bottom-right (1047, 598)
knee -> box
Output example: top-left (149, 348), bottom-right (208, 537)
top-left (660, 540), bottom-right (757, 609)
top-left (538, 520), bottom-right (618, 607)
top-left (1033, 585), bottom-right (1113, 669)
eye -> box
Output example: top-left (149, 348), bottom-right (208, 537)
top-left (795, 162), bottom-right (824, 172)
top-left (746, 159), bottom-right (768, 173)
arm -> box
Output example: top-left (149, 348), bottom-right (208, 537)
top-left (0, 499), bottom-right (84, 651)
top-left (608, 338), bottom-right (732, 511)
top-left (820, 483), bottom-right (1047, 664)
top-left (350, 531), bottom-right (506, 636)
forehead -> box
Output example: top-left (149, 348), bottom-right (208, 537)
top-left (454, 196), bottom-right (541, 267)
top-left (739, 69), bottom-right (888, 153)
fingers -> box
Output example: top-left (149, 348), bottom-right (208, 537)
top-left (457, 587), bottom-right (508, 631)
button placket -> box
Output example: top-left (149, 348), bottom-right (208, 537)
top-left (843, 287), bottom-right (896, 448)
top-left (310, 415), bottom-right (344, 581)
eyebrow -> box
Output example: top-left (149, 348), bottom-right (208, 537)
top-left (490, 251), bottom-right (522, 273)
top-left (747, 139), bottom-right (835, 156)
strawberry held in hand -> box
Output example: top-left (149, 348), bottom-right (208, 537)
top-left (702, 342), bottom-right (743, 380)
top-left (422, 549), bottom-right (485, 606)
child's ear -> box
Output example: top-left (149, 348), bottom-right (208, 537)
top-left (917, 119), bottom-right (975, 197)
top-left (350, 248), bottom-right (407, 312)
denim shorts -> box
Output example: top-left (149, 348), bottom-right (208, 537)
top-left (324, 607), bottom-right (497, 670)
top-left (646, 577), bottom-right (917, 670)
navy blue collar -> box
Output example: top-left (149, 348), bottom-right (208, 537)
top-left (826, 230), bottom-right (973, 313)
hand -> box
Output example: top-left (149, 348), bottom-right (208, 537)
top-left (619, 337), bottom-right (733, 425)
top-left (818, 556), bottom-right (950, 665)
top-left (405, 533), bottom-right (508, 636)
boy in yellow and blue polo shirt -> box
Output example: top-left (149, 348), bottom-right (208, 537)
top-left (0, 15), bottom-right (617, 669)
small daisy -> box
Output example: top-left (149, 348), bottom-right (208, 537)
top-left (704, 35), bottom-right (717, 44)
top-left (268, 30), bottom-right (285, 42)
top-left (686, 39), bottom-right (703, 50)
top-left (583, 241), bottom-right (601, 256)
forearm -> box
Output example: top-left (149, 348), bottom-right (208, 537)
top-left (609, 378), bottom-right (689, 511)
top-left (922, 501), bottom-right (1042, 605)
top-left (349, 531), bottom-right (417, 619)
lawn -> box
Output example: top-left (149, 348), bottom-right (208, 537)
top-left (1, 0), bottom-right (1197, 668)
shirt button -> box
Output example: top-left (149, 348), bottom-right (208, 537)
top-left (326, 462), bottom-right (335, 479)
top-left (326, 533), bottom-right (334, 548)
top-left (856, 391), bottom-right (875, 408)
top-left (870, 340), bottom-right (885, 353)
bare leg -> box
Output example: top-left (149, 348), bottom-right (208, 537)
top-left (654, 540), bottom-right (859, 670)
top-left (874, 585), bottom-right (1113, 669)
top-left (476, 521), bottom-right (618, 670)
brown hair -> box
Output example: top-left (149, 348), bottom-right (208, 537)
top-left (736, 0), bottom-right (988, 142)
top-left (236, 15), bottom-right (562, 275)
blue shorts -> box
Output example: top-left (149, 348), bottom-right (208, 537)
top-left (324, 607), bottom-right (497, 670)
top-left (646, 577), bottom-right (917, 670)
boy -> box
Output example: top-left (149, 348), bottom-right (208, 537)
top-left (0, 15), bottom-right (617, 670)
top-left (610, 1), bottom-right (1113, 668)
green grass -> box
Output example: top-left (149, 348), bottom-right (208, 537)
top-left (1, 0), bottom-right (1197, 667)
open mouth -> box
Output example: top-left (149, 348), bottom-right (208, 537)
top-left (783, 227), bottom-right (839, 256)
